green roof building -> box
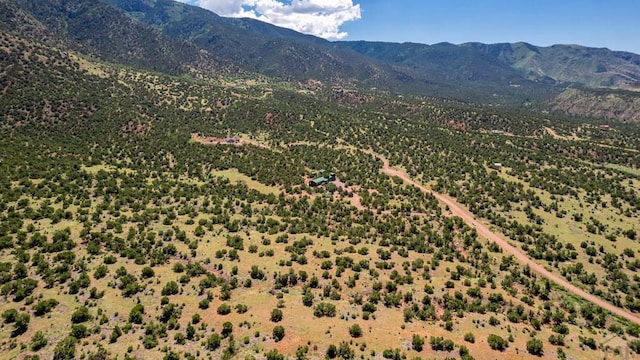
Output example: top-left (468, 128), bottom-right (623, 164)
top-left (309, 172), bottom-right (336, 187)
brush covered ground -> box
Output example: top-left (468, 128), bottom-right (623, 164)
top-left (1, 30), bottom-right (640, 360)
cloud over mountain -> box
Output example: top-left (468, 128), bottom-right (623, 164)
top-left (182, 0), bottom-right (361, 39)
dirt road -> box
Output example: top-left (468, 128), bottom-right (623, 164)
top-left (370, 150), bottom-right (640, 326)
top-left (215, 139), bottom-right (640, 324)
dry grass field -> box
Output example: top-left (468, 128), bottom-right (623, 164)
top-left (2, 159), bottom-right (636, 360)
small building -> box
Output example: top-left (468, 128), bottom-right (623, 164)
top-left (309, 177), bottom-right (328, 187)
top-left (308, 172), bottom-right (336, 187)
top-left (490, 163), bottom-right (503, 170)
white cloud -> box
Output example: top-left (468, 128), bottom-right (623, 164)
top-left (179, 0), bottom-right (361, 39)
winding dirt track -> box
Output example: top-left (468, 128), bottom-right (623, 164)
top-left (369, 150), bottom-right (640, 326)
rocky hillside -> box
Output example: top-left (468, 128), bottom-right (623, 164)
top-left (550, 88), bottom-right (640, 122)
top-left (503, 43), bottom-right (640, 90)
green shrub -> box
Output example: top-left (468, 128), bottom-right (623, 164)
top-left (464, 332), bottom-right (475, 343)
top-left (217, 303), bottom-right (231, 315)
top-left (270, 308), bottom-right (283, 322)
top-left (488, 334), bottom-right (508, 351)
top-left (348, 324), bottom-right (362, 338)
top-left (161, 281), bottom-right (179, 295)
top-left (31, 331), bottom-right (48, 350)
top-left (526, 338), bottom-right (543, 356)
top-left (272, 325), bottom-right (285, 342)
top-left (71, 306), bottom-right (91, 323)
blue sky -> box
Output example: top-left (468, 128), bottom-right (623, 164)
top-left (181, 0), bottom-right (640, 53)
top-left (341, 1), bottom-right (640, 53)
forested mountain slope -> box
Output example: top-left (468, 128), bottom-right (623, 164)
top-left (100, 0), bottom-right (640, 120)
top-left (0, 0), bottom-right (225, 75)
top-left (99, 0), bottom-right (419, 91)
top-left (96, 0), bottom-right (561, 105)
top-left (336, 41), bottom-right (640, 91)
top-left (2, 0), bottom-right (632, 119)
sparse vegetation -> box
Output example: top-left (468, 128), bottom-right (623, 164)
top-left (0, 4), bottom-right (638, 359)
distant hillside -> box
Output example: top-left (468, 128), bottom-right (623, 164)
top-left (4, 0), bottom-right (640, 120)
top-left (550, 87), bottom-right (640, 122)
top-left (333, 42), bottom-right (640, 121)
top-left (489, 42), bottom-right (640, 90)
top-left (1, 0), bottom-right (225, 75)
top-left (99, 0), bottom-right (416, 90)
top-left (336, 41), bottom-right (640, 91)
top-left (334, 40), bottom-right (640, 120)
top-left (99, 0), bottom-right (568, 105)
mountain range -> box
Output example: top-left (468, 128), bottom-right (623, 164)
top-left (2, 0), bottom-right (640, 121)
